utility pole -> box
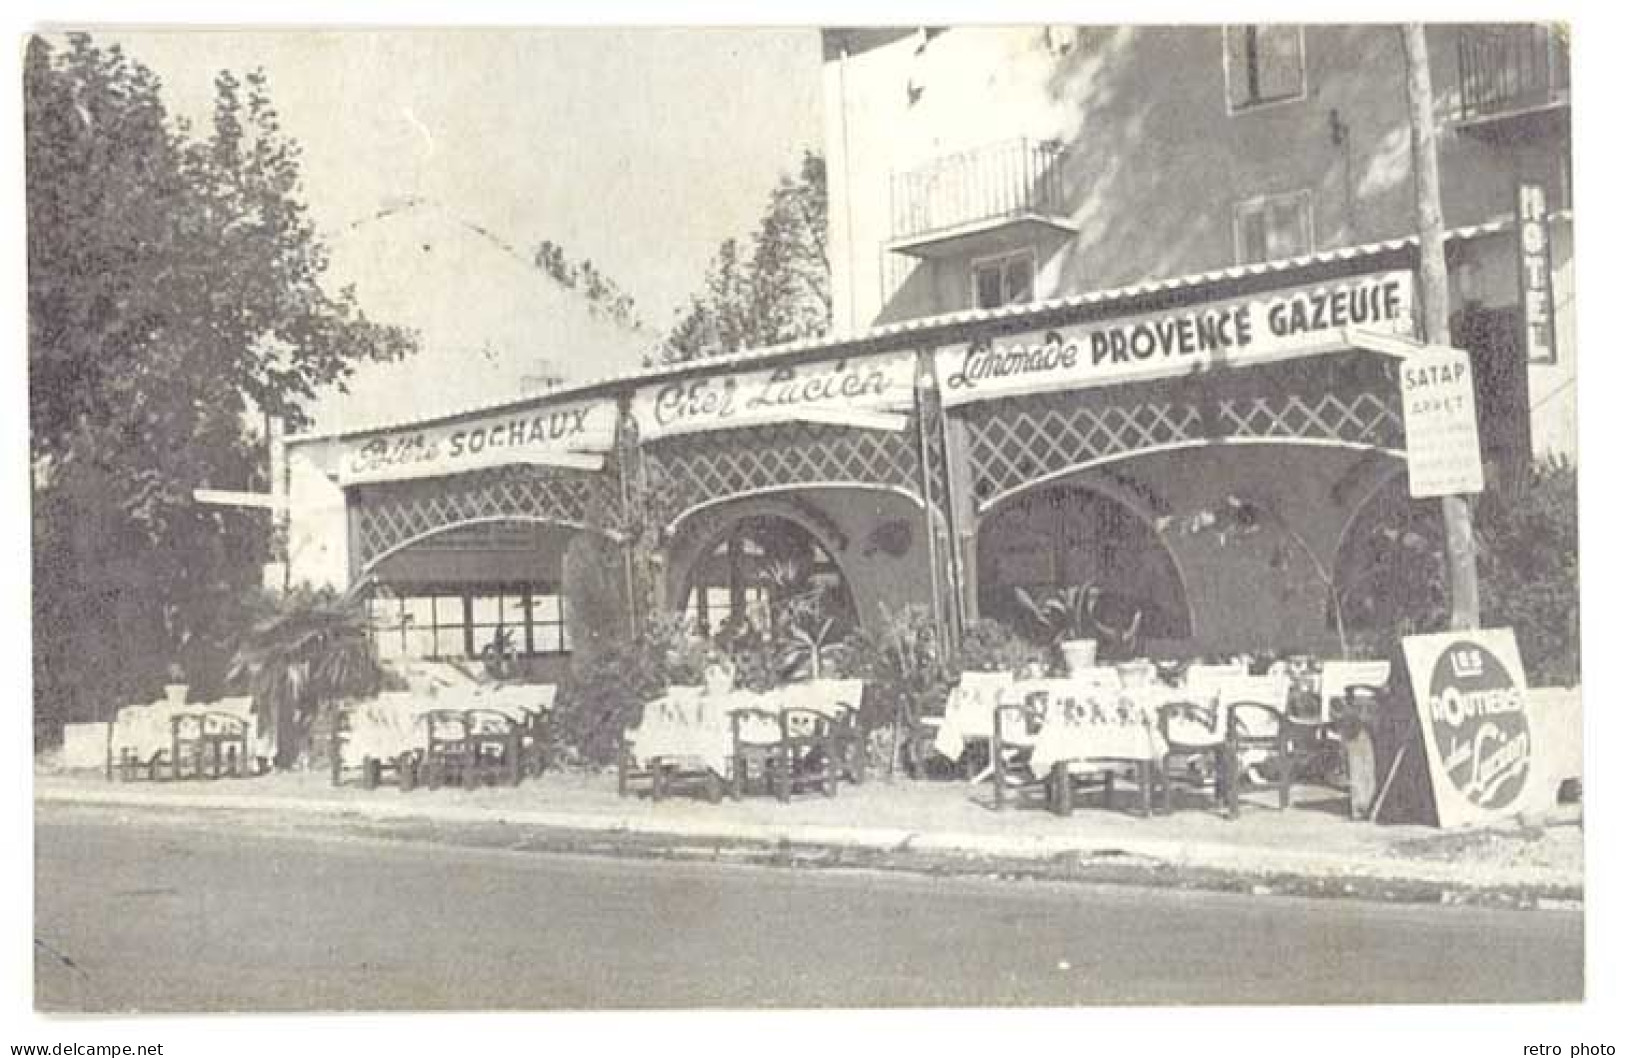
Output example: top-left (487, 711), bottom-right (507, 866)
top-left (1401, 24), bottom-right (1480, 630)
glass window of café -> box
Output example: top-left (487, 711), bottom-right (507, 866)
top-left (368, 584), bottom-right (571, 661)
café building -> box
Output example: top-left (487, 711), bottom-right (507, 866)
top-left (281, 240), bottom-right (1477, 670)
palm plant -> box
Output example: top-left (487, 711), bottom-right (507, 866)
top-left (228, 586), bottom-right (381, 768)
top-left (1012, 583), bottom-right (1097, 645)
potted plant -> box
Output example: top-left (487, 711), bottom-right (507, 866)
top-left (479, 626), bottom-right (518, 682)
top-left (162, 662), bottom-right (189, 706)
top-left (1014, 585), bottom-right (1098, 673)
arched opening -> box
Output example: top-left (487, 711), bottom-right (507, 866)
top-left (976, 484), bottom-right (1192, 653)
top-left (1331, 474), bottom-right (1448, 645)
top-left (679, 515), bottom-right (858, 641)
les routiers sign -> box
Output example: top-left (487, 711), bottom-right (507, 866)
top-left (934, 271), bottom-right (1416, 406)
top-left (632, 351), bottom-right (916, 442)
top-left (337, 397), bottom-right (617, 486)
top-left (1401, 629), bottom-right (1535, 827)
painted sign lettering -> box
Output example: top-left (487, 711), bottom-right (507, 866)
top-left (1402, 629), bottom-right (1534, 827)
top-left (1400, 346), bottom-right (1484, 498)
top-left (338, 398), bottom-right (615, 485)
top-left (1518, 183), bottom-right (1557, 365)
top-left (632, 352), bottom-right (915, 441)
top-left (935, 271), bottom-right (1416, 406)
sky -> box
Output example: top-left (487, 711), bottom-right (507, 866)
top-left (54, 27), bottom-right (827, 427)
top-left (86, 28), bottom-right (825, 375)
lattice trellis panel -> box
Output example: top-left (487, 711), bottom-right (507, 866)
top-left (354, 464), bottom-right (616, 569)
top-left (645, 418), bottom-right (927, 531)
top-left (960, 354), bottom-right (1403, 510)
top-left (1219, 391), bottom-right (1402, 447)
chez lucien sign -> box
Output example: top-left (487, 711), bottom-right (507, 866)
top-left (631, 351), bottom-right (916, 442)
top-left (1401, 629), bottom-right (1535, 827)
top-left (337, 397), bottom-right (617, 486)
top-left (933, 271), bottom-right (1416, 406)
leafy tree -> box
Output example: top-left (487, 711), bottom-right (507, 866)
top-left (1477, 456), bottom-right (1580, 685)
top-left (27, 34), bottom-right (415, 743)
top-left (658, 149), bottom-right (830, 363)
top-left (532, 239), bottom-right (643, 332)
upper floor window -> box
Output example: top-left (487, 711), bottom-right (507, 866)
top-left (1234, 191), bottom-right (1315, 264)
top-left (971, 250), bottom-right (1035, 310)
top-left (1224, 25), bottom-right (1307, 112)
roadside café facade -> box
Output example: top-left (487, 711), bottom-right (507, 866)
top-left (283, 240), bottom-right (1448, 671)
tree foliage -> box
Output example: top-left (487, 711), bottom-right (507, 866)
top-left (27, 34), bottom-right (414, 741)
top-left (657, 149), bottom-right (830, 364)
top-left (228, 585), bottom-right (382, 767)
top-left (533, 239), bottom-right (643, 332)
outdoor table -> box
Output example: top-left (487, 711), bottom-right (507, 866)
top-left (111, 697), bottom-right (271, 780)
top-left (937, 673), bottom-right (1162, 782)
top-left (624, 689), bottom-right (781, 781)
top-left (931, 671), bottom-right (1015, 771)
top-left (1027, 686), bottom-right (1171, 774)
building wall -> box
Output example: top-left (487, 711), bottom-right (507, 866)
top-left (1531, 218), bottom-right (1577, 460)
top-left (284, 437), bottom-right (351, 591)
top-left (825, 25), bottom-right (1563, 330)
top-left (972, 445), bottom-right (1404, 656)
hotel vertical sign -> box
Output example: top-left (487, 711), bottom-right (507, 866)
top-left (1517, 182), bottom-right (1557, 365)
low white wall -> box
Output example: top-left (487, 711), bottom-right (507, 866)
top-left (1525, 685), bottom-right (1582, 813)
top-left (61, 723), bottom-right (109, 770)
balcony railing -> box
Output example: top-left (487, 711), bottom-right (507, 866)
top-left (1457, 25), bottom-right (1569, 123)
top-left (889, 138), bottom-right (1068, 244)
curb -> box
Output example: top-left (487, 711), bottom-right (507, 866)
top-left (36, 783), bottom-right (1584, 909)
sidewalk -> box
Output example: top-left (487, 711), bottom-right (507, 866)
top-left (34, 767), bottom-right (1584, 907)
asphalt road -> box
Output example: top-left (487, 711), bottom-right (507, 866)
top-left (35, 803), bottom-right (1582, 1011)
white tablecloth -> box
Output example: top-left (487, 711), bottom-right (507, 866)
top-left (627, 690), bottom-right (781, 775)
top-left (931, 672), bottom-right (1015, 761)
top-left (1027, 686), bottom-right (1173, 774)
top-left (111, 696), bottom-right (268, 762)
top-left (342, 692), bottom-right (432, 766)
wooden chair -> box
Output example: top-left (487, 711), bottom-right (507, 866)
top-left (729, 706), bottom-right (788, 802)
top-left (991, 696), bottom-right (1050, 811)
top-left (170, 711), bottom-right (252, 780)
top-left (778, 707), bottom-right (840, 800)
top-left (1156, 699), bottom-right (1229, 815)
top-left (821, 680), bottom-right (868, 785)
top-left (1225, 700), bottom-right (1293, 818)
top-left (420, 709), bottom-right (474, 789)
top-left (990, 692), bottom-right (1114, 814)
top-left (465, 707), bottom-right (523, 787)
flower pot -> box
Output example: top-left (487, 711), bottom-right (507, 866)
top-left (1059, 640), bottom-right (1098, 674)
top-left (163, 683), bottom-right (189, 706)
